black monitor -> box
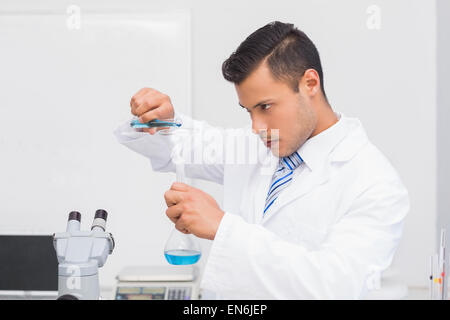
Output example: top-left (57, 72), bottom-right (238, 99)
top-left (0, 235), bottom-right (58, 291)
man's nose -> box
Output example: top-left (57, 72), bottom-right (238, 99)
top-left (251, 117), bottom-right (267, 135)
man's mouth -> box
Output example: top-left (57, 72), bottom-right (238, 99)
top-left (258, 130), bottom-right (280, 149)
top-left (264, 138), bottom-right (279, 148)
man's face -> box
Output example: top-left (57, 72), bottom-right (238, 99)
top-left (235, 61), bottom-right (317, 157)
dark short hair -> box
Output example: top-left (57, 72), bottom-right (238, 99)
top-left (222, 21), bottom-right (326, 98)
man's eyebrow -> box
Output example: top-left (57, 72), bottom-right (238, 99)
top-left (239, 99), bottom-right (272, 109)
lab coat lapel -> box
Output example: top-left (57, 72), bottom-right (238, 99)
top-left (261, 161), bottom-right (331, 225)
top-left (259, 119), bottom-right (369, 225)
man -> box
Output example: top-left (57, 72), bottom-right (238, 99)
top-left (114, 21), bottom-right (409, 299)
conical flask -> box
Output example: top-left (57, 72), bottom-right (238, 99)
top-left (164, 161), bottom-right (202, 265)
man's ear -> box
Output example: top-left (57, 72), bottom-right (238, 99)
top-left (298, 69), bottom-right (320, 97)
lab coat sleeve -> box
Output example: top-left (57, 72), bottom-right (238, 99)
top-left (113, 112), bottom-right (225, 184)
top-left (200, 178), bottom-right (409, 299)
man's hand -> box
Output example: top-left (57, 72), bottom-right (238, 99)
top-left (164, 182), bottom-right (225, 240)
top-left (130, 87), bottom-right (175, 135)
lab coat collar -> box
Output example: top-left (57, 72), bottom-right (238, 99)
top-left (296, 112), bottom-right (347, 172)
top-left (260, 113), bottom-right (369, 225)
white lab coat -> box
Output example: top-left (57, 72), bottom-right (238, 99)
top-left (114, 111), bottom-right (409, 300)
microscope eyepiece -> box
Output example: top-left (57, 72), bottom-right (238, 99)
top-left (94, 209), bottom-right (108, 221)
top-left (91, 209), bottom-right (108, 231)
top-left (68, 211), bottom-right (81, 222)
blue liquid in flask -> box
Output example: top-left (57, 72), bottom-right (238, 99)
top-left (164, 249), bottom-right (201, 265)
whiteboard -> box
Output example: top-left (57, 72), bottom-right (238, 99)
top-left (0, 11), bottom-right (191, 285)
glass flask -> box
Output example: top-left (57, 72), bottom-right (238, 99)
top-left (164, 162), bottom-right (202, 265)
top-left (130, 117), bottom-right (202, 265)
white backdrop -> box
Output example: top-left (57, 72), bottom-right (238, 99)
top-left (0, 11), bottom-right (192, 285)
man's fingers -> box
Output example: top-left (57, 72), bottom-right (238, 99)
top-left (166, 205), bottom-right (191, 234)
top-left (130, 88), bottom-right (151, 111)
top-left (130, 88), bottom-right (160, 115)
top-left (132, 88), bottom-right (149, 102)
top-left (134, 94), bottom-right (165, 117)
top-left (164, 189), bottom-right (185, 206)
top-left (166, 204), bottom-right (183, 223)
top-left (137, 108), bottom-right (161, 123)
top-left (175, 218), bottom-right (190, 234)
top-left (138, 100), bottom-right (173, 123)
top-left (170, 182), bottom-right (191, 192)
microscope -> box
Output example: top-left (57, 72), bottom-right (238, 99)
top-left (53, 209), bottom-right (115, 300)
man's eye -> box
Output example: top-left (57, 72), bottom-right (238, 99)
top-left (261, 104), bottom-right (271, 110)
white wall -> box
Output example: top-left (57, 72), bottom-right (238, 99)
top-left (0, 0), bottom-right (440, 290)
top-left (0, 6), bottom-right (193, 287)
top-left (437, 0), bottom-right (450, 253)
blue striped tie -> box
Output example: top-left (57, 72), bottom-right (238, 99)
top-left (263, 151), bottom-right (303, 216)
